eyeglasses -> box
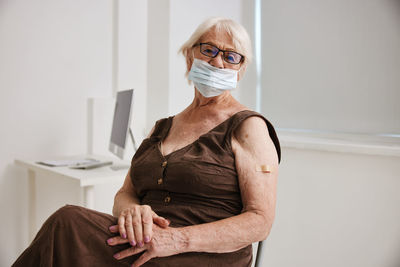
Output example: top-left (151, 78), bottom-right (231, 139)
top-left (195, 43), bottom-right (244, 65)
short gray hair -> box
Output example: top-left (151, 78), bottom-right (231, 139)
top-left (179, 17), bottom-right (253, 79)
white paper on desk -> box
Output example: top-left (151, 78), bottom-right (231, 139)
top-left (37, 158), bottom-right (99, 167)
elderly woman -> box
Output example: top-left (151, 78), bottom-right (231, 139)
top-left (13, 17), bottom-right (280, 267)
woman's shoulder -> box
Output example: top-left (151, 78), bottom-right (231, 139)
top-left (229, 109), bottom-right (281, 163)
top-left (231, 111), bottom-right (269, 136)
top-left (147, 116), bottom-right (173, 138)
top-left (229, 106), bottom-right (267, 126)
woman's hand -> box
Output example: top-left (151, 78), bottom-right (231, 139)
top-left (108, 224), bottom-right (188, 267)
top-left (109, 204), bottom-right (170, 247)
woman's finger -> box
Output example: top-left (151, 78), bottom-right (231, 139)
top-left (108, 225), bottom-right (119, 233)
top-left (141, 209), bottom-right (153, 243)
top-left (151, 211), bottom-right (170, 228)
top-left (132, 251), bottom-right (153, 267)
top-left (132, 211), bottom-right (144, 247)
top-left (118, 215), bottom-right (127, 239)
top-left (106, 235), bottom-right (129, 246)
top-left (113, 245), bottom-right (146, 260)
top-left (125, 213), bottom-right (136, 246)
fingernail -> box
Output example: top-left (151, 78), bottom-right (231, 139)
top-left (113, 253), bottom-right (120, 259)
top-left (109, 225), bottom-right (117, 231)
top-left (138, 241), bottom-right (144, 247)
top-left (122, 234), bottom-right (127, 239)
top-left (144, 236), bottom-right (150, 243)
top-left (107, 238), bottom-right (113, 245)
top-left (130, 240), bottom-right (136, 246)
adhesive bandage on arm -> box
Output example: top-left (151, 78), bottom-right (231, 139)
top-left (255, 164), bottom-right (272, 173)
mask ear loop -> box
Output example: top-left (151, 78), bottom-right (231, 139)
top-left (237, 57), bottom-right (246, 81)
top-left (187, 49), bottom-right (196, 85)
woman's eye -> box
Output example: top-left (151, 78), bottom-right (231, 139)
top-left (203, 48), bottom-right (218, 56)
top-left (226, 55), bottom-right (235, 62)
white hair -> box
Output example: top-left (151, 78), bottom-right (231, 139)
top-left (179, 17), bottom-right (253, 79)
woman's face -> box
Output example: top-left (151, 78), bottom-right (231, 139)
top-left (189, 29), bottom-right (243, 73)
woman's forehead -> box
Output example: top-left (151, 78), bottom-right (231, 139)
top-left (199, 29), bottom-right (235, 50)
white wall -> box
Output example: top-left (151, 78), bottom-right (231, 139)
top-left (0, 0), bottom-right (149, 265)
top-left (262, 148), bottom-right (400, 267)
top-left (256, 1), bottom-right (400, 266)
top-left (146, 0), bottom-right (170, 130)
top-left (260, 0), bottom-right (400, 134)
top-left (0, 1), bottom-right (113, 265)
top-left (118, 0), bottom-right (148, 142)
top-left (238, 0), bottom-right (258, 111)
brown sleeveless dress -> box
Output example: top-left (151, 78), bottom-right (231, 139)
top-left (12, 110), bottom-right (281, 267)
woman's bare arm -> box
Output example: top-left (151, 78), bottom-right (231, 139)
top-left (178, 116), bottom-right (279, 253)
top-left (113, 125), bottom-right (155, 217)
top-left (112, 169), bottom-right (140, 217)
top-left (110, 126), bottom-right (169, 248)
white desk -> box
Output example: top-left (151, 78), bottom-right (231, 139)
top-left (15, 155), bottom-right (129, 241)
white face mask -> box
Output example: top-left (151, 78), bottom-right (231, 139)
top-left (188, 58), bottom-right (239, 98)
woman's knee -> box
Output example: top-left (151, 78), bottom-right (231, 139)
top-left (47, 205), bottom-right (84, 225)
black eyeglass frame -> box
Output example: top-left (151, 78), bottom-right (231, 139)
top-left (194, 43), bottom-right (244, 65)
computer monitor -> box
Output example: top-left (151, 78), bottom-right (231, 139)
top-left (109, 89), bottom-right (134, 159)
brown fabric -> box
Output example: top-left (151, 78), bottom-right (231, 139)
top-left (12, 205), bottom-right (132, 267)
top-left (13, 110), bottom-right (281, 267)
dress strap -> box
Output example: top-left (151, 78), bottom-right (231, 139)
top-left (149, 116), bottom-right (173, 141)
top-left (225, 110), bottom-right (281, 163)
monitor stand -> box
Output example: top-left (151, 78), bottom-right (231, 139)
top-left (110, 127), bottom-right (137, 171)
top-left (129, 127), bottom-right (138, 151)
